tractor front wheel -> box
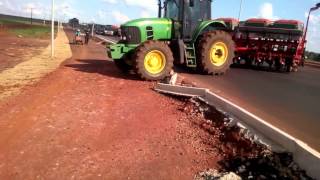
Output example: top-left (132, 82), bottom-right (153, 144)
top-left (197, 31), bottom-right (235, 75)
top-left (134, 41), bottom-right (174, 80)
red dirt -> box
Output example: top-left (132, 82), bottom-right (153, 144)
top-left (0, 30), bottom-right (220, 179)
top-left (0, 30), bottom-right (49, 73)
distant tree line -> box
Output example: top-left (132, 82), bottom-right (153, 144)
top-left (69, 18), bottom-right (79, 28)
top-left (305, 51), bottom-right (320, 62)
top-left (0, 13), bottom-right (58, 26)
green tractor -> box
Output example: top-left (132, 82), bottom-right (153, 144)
top-left (108, 0), bottom-right (235, 80)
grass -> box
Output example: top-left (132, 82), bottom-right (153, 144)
top-left (10, 26), bottom-right (53, 38)
top-left (0, 17), bottom-right (57, 39)
top-left (0, 18), bottom-right (30, 25)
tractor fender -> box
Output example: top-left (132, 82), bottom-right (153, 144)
top-left (191, 20), bottom-right (228, 44)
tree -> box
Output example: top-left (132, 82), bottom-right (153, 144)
top-left (69, 18), bottom-right (79, 28)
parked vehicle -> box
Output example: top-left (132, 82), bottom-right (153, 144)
top-left (104, 25), bottom-right (119, 36)
top-left (104, 29), bottom-right (115, 36)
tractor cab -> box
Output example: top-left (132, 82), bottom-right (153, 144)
top-left (163, 0), bottom-right (211, 40)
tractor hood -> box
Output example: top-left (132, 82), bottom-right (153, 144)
top-left (120, 18), bottom-right (173, 44)
top-left (123, 18), bottom-right (172, 27)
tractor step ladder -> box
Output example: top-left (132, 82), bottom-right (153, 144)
top-left (185, 44), bottom-right (197, 67)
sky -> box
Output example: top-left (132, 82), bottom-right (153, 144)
top-left (0, 0), bottom-right (319, 52)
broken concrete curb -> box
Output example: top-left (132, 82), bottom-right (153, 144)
top-left (155, 83), bottom-right (320, 179)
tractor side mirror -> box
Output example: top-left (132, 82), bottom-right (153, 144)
top-left (190, 0), bottom-right (194, 7)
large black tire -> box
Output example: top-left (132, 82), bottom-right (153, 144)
top-left (134, 41), bottom-right (174, 80)
top-left (285, 58), bottom-right (293, 73)
top-left (197, 31), bottom-right (235, 75)
top-left (274, 57), bottom-right (284, 72)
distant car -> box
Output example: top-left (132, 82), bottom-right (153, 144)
top-left (95, 30), bottom-right (104, 35)
top-left (104, 30), bottom-right (115, 36)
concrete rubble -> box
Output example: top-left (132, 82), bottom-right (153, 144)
top-left (195, 169), bottom-right (241, 180)
top-left (187, 98), bottom-right (313, 179)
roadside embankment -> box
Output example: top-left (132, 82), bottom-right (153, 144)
top-left (0, 28), bottom-right (72, 101)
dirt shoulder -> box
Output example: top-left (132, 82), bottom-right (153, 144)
top-left (0, 28), bottom-right (72, 101)
top-left (0, 19), bottom-right (55, 73)
top-left (0, 30), bottom-right (220, 179)
top-left (0, 31), bottom-right (49, 73)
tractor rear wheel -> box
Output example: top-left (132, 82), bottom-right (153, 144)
top-left (197, 31), bottom-right (235, 75)
top-left (134, 41), bottom-right (174, 80)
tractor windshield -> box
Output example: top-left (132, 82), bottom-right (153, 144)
top-left (165, 0), bottom-right (179, 20)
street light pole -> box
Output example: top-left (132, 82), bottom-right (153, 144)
top-left (303, 9), bottom-right (312, 42)
top-left (303, 3), bottom-right (320, 45)
top-left (300, 2), bottom-right (320, 64)
top-left (51, 0), bottom-right (55, 58)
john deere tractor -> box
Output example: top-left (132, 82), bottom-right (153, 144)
top-left (108, 0), bottom-right (235, 80)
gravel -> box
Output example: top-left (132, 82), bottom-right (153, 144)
top-left (176, 98), bottom-right (314, 180)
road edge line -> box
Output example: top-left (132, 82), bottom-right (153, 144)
top-left (155, 83), bottom-right (320, 179)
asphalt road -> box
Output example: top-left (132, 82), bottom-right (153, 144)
top-left (180, 66), bottom-right (320, 151)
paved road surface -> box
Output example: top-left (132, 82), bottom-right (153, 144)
top-left (180, 66), bottom-right (320, 151)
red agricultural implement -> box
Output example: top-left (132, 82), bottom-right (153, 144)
top-left (217, 18), bottom-right (306, 72)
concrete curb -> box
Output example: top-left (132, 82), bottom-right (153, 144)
top-left (94, 35), bottom-right (117, 44)
top-left (155, 83), bottom-right (320, 179)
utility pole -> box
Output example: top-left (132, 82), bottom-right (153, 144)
top-left (158, 0), bottom-right (162, 18)
top-left (30, 8), bottom-right (34, 25)
top-left (301, 3), bottom-right (320, 61)
top-left (304, 3), bottom-right (320, 42)
top-left (51, 0), bottom-right (55, 58)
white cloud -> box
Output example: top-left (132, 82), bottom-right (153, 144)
top-left (0, 0), bottom-right (78, 21)
top-left (258, 2), bottom-right (277, 19)
top-left (22, 2), bottom-right (47, 16)
top-left (100, 0), bottom-right (157, 24)
top-left (54, 0), bottom-right (81, 21)
top-left (101, 0), bottom-right (116, 4)
top-left (307, 13), bottom-right (320, 24)
top-left (0, 2), bottom-right (3, 6)
top-left (0, 0), bottom-right (17, 15)
top-left (101, 0), bottom-right (157, 11)
top-left (97, 10), bottom-right (107, 19)
top-left (304, 12), bottom-right (320, 53)
top-left (140, 10), bottom-right (151, 18)
top-left (112, 10), bottom-right (130, 24)
top-left (123, 0), bottom-right (157, 11)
